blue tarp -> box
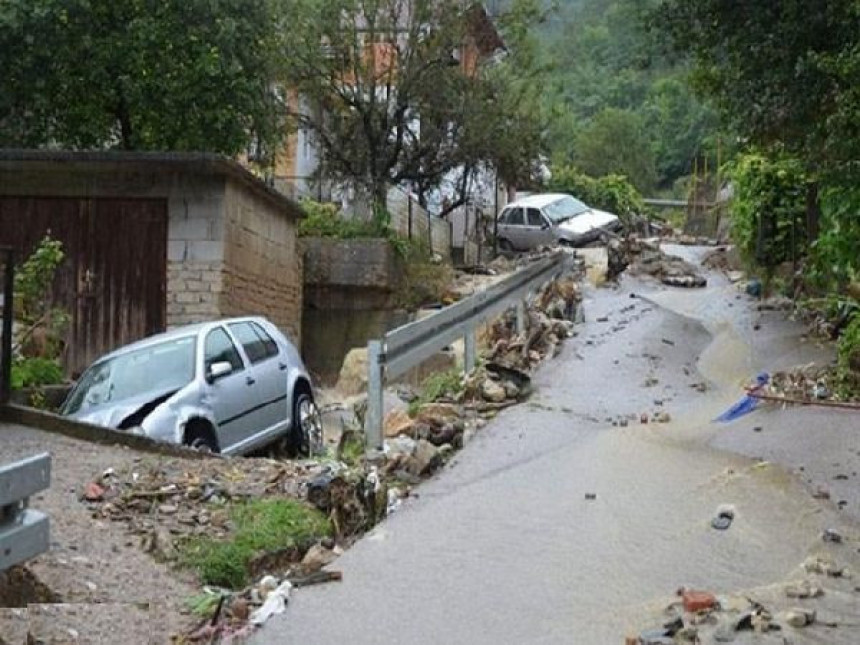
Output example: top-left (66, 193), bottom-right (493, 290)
top-left (714, 373), bottom-right (770, 423)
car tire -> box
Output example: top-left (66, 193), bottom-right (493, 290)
top-left (286, 392), bottom-right (323, 458)
top-left (498, 238), bottom-right (514, 253)
top-left (185, 421), bottom-right (219, 453)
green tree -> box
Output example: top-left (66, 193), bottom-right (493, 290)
top-left (534, 0), bottom-right (718, 188)
top-left (573, 107), bottom-right (657, 192)
top-left (654, 0), bottom-right (860, 179)
top-left (276, 0), bottom-right (546, 210)
top-left (0, 0), bottom-right (287, 162)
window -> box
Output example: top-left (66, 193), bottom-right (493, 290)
top-left (527, 208), bottom-right (544, 226)
top-left (506, 208), bottom-right (524, 226)
top-left (229, 322), bottom-right (276, 364)
top-left (250, 322), bottom-right (279, 359)
top-left (204, 328), bottom-right (244, 372)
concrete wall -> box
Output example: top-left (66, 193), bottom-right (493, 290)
top-left (302, 238), bottom-right (401, 309)
top-left (221, 178), bottom-right (303, 343)
top-left (165, 175), bottom-right (226, 327)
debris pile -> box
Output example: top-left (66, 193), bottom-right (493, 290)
top-left (483, 276), bottom-right (582, 372)
top-left (632, 550), bottom-right (856, 644)
top-left (626, 238), bottom-right (707, 288)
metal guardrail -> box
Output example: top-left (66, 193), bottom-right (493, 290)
top-left (364, 252), bottom-right (569, 450)
top-left (0, 453), bottom-right (51, 571)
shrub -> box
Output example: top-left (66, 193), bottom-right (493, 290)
top-left (727, 153), bottom-right (807, 269)
top-left (10, 357), bottom-right (64, 389)
top-left (548, 165), bottom-right (646, 226)
top-left (298, 198), bottom-right (386, 238)
top-left (837, 313), bottom-right (860, 389)
top-left (808, 184), bottom-right (860, 294)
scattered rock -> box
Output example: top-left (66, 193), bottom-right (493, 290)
top-left (383, 409), bottom-right (415, 438)
top-left (785, 580), bottom-right (823, 599)
top-left (480, 378), bottom-right (507, 403)
top-left (409, 440), bottom-right (441, 477)
top-left (711, 505), bottom-right (735, 531)
top-left (655, 411), bottom-right (671, 423)
top-left (784, 608), bottom-right (816, 628)
top-left (584, 493), bottom-right (597, 500)
top-left (503, 381), bottom-right (520, 399)
top-left (414, 402), bottom-right (461, 425)
top-left (301, 544), bottom-right (339, 573)
top-left (822, 528), bottom-right (843, 543)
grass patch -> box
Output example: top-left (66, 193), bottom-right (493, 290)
top-left (179, 499), bottom-right (331, 589)
top-left (407, 368), bottom-right (464, 417)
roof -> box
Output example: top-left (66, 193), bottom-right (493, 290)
top-left (93, 316), bottom-right (272, 363)
top-left (505, 193), bottom-right (571, 209)
top-left (0, 149), bottom-right (304, 221)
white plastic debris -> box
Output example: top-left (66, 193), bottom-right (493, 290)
top-left (250, 580), bottom-right (292, 626)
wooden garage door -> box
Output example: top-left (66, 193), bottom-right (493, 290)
top-left (0, 197), bottom-right (167, 375)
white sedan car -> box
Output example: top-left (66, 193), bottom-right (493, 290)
top-left (496, 193), bottom-right (621, 251)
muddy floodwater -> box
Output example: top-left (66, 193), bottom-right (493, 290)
top-left (258, 249), bottom-right (860, 644)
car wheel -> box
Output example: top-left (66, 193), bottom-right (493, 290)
top-left (498, 238), bottom-right (514, 253)
top-left (287, 392), bottom-right (323, 458)
top-left (185, 421), bottom-right (218, 453)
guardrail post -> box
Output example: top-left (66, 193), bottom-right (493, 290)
top-left (464, 328), bottom-right (477, 374)
top-left (365, 340), bottom-right (384, 452)
top-left (515, 299), bottom-right (527, 334)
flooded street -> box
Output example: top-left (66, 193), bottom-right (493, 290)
top-left (256, 251), bottom-right (859, 644)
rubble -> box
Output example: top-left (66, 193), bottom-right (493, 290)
top-left (622, 237), bottom-right (708, 288)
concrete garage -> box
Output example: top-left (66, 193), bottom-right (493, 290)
top-left (0, 150), bottom-right (303, 374)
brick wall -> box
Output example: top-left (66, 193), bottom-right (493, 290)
top-left (221, 178), bottom-right (302, 343)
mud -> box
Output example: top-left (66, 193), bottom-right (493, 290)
top-left (254, 246), bottom-right (860, 645)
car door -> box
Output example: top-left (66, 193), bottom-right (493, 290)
top-left (227, 321), bottom-right (289, 437)
top-left (503, 207), bottom-right (526, 249)
top-left (201, 326), bottom-right (258, 452)
top-left (525, 207), bottom-right (554, 248)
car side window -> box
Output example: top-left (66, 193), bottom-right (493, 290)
top-left (507, 208), bottom-right (524, 226)
top-left (527, 208), bottom-right (544, 226)
top-left (250, 322), bottom-right (279, 359)
top-left (229, 322), bottom-right (271, 364)
top-left (204, 328), bottom-right (244, 372)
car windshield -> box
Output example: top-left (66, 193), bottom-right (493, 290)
top-left (543, 196), bottom-right (590, 222)
top-left (64, 336), bottom-right (197, 415)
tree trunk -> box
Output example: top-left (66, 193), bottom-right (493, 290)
top-left (806, 181), bottom-right (821, 245)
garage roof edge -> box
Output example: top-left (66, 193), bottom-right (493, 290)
top-left (0, 149), bottom-right (304, 220)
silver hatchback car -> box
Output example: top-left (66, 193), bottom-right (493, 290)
top-left (60, 317), bottom-right (322, 456)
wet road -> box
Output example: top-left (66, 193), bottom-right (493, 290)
top-left (256, 259), bottom-right (860, 644)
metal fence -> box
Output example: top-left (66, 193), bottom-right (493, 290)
top-left (0, 453), bottom-right (51, 571)
top-left (364, 252), bottom-right (568, 450)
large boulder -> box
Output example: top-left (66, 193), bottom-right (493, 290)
top-left (336, 347), bottom-right (368, 396)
